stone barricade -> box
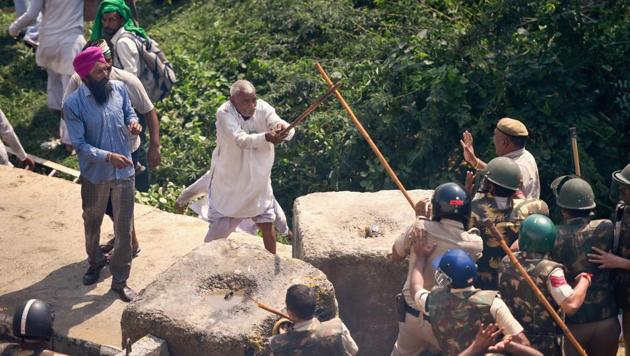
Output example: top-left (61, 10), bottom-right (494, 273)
top-left (293, 189), bottom-right (432, 356)
top-left (121, 239), bottom-right (337, 355)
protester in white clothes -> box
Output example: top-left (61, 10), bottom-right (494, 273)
top-left (8, 0), bottom-right (86, 149)
top-left (0, 109), bottom-right (35, 170)
top-left (204, 79), bottom-right (294, 254)
top-left (12, 0), bottom-right (40, 48)
top-left (460, 117), bottom-right (541, 199)
top-left (91, 0), bottom-right (147, 77)
top-left (175, 169), bottom-right (291, 236)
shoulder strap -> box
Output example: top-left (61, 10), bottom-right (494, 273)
top-left (469, 290), bottom-right (498, 306)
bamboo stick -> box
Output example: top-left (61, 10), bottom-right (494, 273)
top-left (315, 63), bottom-right (415, 210)
top-left (482, 220), bottom-right (587, 356)
top-left (569, 127), bottom-right (581, 176)
top-left (277, 83), bottom-right (341, 136)
top-left (249, 297), bottom-right (293, 321)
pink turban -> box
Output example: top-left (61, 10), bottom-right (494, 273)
top-left (73, 47), bottom-right (108, 80)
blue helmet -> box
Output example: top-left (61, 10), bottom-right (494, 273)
top-left (432, 249), bottom-right (477, 288)
top-left (431, 182), bottom-right (471, 225)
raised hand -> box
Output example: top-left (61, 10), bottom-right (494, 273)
top-left (460, 130), bottom-right (478, 167)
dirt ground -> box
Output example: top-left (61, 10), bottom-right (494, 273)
top-left (0, 167), bottom-right (289, 349)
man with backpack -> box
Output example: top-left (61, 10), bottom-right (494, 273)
top-left (91, 0), bottom-right (176, 102)
top-left (90, 0), bottom-right (172, 191)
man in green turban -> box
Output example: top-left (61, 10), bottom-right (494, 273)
top-left (91, 0), bottom-right (147, 77)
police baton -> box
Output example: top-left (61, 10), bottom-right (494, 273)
top-left (482, 220), bottom-right (587, 356)
top-left (247, 296), bottom-right (293, 322)
top-left (316, 62), bottom-right (416, 210)
top-left (569, 127), bottom-right (581, 176)
top-left (276, 83), bottom-right (341, 137)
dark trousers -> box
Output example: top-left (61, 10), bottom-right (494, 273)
top-left (81, 177), bottom-right (135, 287)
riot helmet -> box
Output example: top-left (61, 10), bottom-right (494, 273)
top-left (519, 214), bottom-right (557, 253)
top-left (551, 176), bottom-right (596, 210)
top-left (484, 157), bottom-right (522, 191)
top-left (12, 299), bottom-right (54, 340)
top-left (432, 249), bottom-right (477, 288)
top-left (431, 182), bottom-right (471, 225)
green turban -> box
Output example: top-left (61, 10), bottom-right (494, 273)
top-left (91, 0), bottom-right (148, 41)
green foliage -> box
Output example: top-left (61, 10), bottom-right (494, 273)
top-left (1, 0), bottom-right (628, 226)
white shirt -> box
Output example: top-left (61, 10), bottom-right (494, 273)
top-left (0, 109), bottom-right (28, 167)
top-left (9, 0), bottom-right (85, 75)
top-left (414, 286), bottom-right (524, 336)
top-left (503, 148), bottom-right (540, 199)
top-left (112, 27), bottom-right (141, 77)
top-left (208, 99), bottom-right (294, 218)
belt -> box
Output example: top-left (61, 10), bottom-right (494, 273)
top-left (404, 300), bottom-right (420, 318)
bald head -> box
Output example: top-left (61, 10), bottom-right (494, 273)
top-left (230, 80), bottom-right (257, 118)
top-left (230, 80), bottom-right (256, 96)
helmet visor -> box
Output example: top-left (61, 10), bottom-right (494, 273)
top-left (434, 269), bottom-right (453, 288)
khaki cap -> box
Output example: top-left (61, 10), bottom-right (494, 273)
top-left (496, 117), bottom-right (528, 137)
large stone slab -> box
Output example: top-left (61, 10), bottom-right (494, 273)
top-left (121, 239), bottom-right (337, 355)
top-left (0, 167), bottom-right (290, 349)
top-left (293, 189), bottom-right (432, 356)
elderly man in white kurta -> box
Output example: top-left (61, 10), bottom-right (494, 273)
top-left (205, 80), bottom-right (294, 254)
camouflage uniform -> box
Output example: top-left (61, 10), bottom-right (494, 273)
top-left (499, 252), bottom-right (563, 356)
top-left (470, 194), bottom-right (523, 290)
top-left (426, 287), bottom-right (497, 355)
top-left (391, 218), bottom-right (483, 356)
top-left (269, 318), bottom-right (346, 356)
top-left (551, 217), bottom-right (617, 324)
top-left (614, 202), bottom-right (630, 310)
top-left (552, 217), bottom-right (620, 356)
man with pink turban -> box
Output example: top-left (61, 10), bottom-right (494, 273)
top-left (63, 47), bottom-right (142, 302)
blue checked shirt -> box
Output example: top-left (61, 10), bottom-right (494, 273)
top-left (64, 80), bottom-right (138, 184)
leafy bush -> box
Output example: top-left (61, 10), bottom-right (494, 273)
top-left (1, 0), bottom-right (628, 227)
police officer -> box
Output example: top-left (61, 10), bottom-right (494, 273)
top-left (470, 156), bottom-right (547, 290)
top-left (407, 248), bottom-right (530, 355)
top-left (551, 177), bottom-right (620, 356)
top-left (390, 182), bottom-right (483, 356)
top-left (499, 214), bottom-right (591, 355)
top-left (460, 117), bottom-right (541, 199)
top-left (268, 284), bottom-right (358, 356)
top-left (588, 163), bottom-right (630, 355)
top-left (0, 299), bottom-right (61, 356)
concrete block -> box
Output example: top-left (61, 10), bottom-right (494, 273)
top-left (116, 334), bottom-right (169, 356)
top-left (292, 189), bottom-right (432, 356)
top-left (121, 239), bottom-right (337, 355)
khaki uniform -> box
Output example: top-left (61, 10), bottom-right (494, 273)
top-left (391, 218), bottom-right (483, 356)
top-left (552, 217), bottom-right (620, 356)
top-left (269, 318), bottom-right (350, 356)
top-left (427, 288), bottom-right (497, 355)
top-left (470, 194), bottom-right (522, 290)
top-left (499, 253), bottom-right (563, 355)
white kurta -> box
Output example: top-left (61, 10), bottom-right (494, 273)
top-left (112, 28), bottom-right (141, 77)
top-left (209, 99), bottom-right (294, 218)
top-left (0, 109), bottom-right (28, 167)
top-left (9, 0), bottom-right (85, 76)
